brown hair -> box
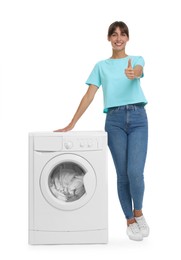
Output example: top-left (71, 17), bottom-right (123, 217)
top-left (108, 21), bottom-right (129, 38)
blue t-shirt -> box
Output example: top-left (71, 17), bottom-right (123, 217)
top-left (86, 55), bottom-right (147, 113)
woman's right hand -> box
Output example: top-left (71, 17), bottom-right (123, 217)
top-left (54, 122), bottom-right (75, 132)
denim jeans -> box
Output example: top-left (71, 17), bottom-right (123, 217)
top-left (105, 105), bottom-right (148, 219)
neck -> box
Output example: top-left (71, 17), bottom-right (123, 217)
top-left (111, 50), bottom-right (127, 59)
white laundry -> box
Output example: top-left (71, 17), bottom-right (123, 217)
top-left (49, 163), bottom-right (86, 202)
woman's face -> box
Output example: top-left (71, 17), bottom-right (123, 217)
top-left (108, 27), bottom-right (129, 51)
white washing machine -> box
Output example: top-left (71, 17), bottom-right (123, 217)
top-left (29, 131), bottom-right (108, 244)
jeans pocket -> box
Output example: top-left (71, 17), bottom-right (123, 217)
top-left (136, 106), bottom-right (146, 114)
top-left (108, 107), bottom-right (119, 115)
top-left (136, 107), bottom-right (148, 123)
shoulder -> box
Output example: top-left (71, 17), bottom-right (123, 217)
top-left (90, 59), bottom-right (109, 72)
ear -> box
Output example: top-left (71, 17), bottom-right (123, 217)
top-left (107, 35), bottom-right (110, 42)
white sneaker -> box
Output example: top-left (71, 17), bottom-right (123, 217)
top-left (135, 215), bottom-right (150, 237)
top-left (126, 222), bottom-right (143, 241)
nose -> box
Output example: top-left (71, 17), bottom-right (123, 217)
top-left (116, 34), bottom-right (122, 41)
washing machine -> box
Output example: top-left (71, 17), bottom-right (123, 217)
top-left (29, 131), bottom-right (108, 244)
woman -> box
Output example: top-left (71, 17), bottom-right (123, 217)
top-left (55, 21), bottom-right (149, 241)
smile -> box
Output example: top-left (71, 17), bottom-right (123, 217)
top-left (115, 42), bottom-right (123, 46)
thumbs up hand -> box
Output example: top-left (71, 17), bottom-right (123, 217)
top-left (125, 59), bottom-right (135, 80)
top-left (125, 59), bottom-right (143, 80)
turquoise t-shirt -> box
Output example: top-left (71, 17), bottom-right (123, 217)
top-left (86, 55), bottom-right (147, 113)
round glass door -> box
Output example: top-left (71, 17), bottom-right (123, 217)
top-left (40, 154), bottom-right (97, 210)
top-left (49, 162), bottom-right (86, 203)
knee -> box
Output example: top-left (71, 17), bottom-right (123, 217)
top-left (129, 173), bottom-right (144, 188)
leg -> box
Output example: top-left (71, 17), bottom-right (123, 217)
top-left (127, 107), bottom-right (149, 238)
top-left (105, 110), bottom-right (134, 219)
top-left (127, 108), bottom-right (148, 211)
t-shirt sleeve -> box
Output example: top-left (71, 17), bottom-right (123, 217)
top-left (85, 63), bottom-right (101, 88)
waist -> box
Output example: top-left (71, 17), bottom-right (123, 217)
top-left (108, 103), bottom-right (145, 112)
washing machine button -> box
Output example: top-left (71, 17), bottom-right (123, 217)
top-left (64, 141), bottom-right (73, 149)
top-left (80, 141), bottom-right (85, 148)
top-left (87, 140), bottom-right (93, 147)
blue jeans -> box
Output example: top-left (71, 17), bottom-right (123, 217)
top-left (105, 105), bottom-right (148, 219)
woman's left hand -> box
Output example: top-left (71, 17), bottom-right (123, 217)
top-left (125, 59), bottom-right (135, 80)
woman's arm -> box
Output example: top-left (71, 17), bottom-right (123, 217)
top-left (54, 84), bottom-right (98, 132)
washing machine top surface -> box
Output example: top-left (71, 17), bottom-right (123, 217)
top-left (29, 131), bottom-right (107, 137)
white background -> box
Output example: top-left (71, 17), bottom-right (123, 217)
top-left (1, 0), bottom-right (181, 259)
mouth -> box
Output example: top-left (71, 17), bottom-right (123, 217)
top-left (115, 42), bottom-right (123, 46)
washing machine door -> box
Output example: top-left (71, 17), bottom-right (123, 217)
top-left (40, 153), bottom-right (97, 210)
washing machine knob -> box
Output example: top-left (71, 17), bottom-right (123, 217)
top-left (80, 141), bottom-right (85, 148)
top-left (64, 141), bottom-right (73, 149)
top-left (88, 140), bottom-right (93, 147)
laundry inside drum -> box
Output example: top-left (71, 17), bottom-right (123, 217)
top-left (48, 162), bottom-right (86, 202)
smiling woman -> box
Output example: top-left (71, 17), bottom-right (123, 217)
top-left (54, 20), bottom-right (149, 242)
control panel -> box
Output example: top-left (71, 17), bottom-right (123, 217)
top-left (63, 136), bottom-right (103, 151)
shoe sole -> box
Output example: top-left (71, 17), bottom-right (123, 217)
top-left (126, 232), bottom-right (143, 241)
top-left (142, 232), bottom-right (149, 237)
top-left (128, 236), bottom-right (143, 241)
